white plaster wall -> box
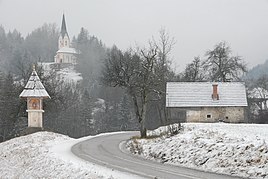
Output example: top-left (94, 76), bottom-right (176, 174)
top-left (55, 52), bottom-right (76, 64)
top-left (27, 110), bottom-right (44, 128)
top-left (58, 36), bottom-right (63, 49)
top-left (63, 35), bottom-right (70, 47)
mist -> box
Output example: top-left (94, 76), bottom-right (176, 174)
top-left (0, 0), bottom-right (268, 69)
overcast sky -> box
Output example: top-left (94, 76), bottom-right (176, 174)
top-left (0, 0), bottom-right (268, 71)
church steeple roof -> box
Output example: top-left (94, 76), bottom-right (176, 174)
top-left (60, 14), bottom-right (68, 38)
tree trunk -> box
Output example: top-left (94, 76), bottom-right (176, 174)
top-left (129, 88), bottom-right (149, 138)
top-left (140, 117), bottom-right (147, 138)
top-left (140, 94), bottom-right (148, 138)
top-left (156, 103), bottom-right (164, 125)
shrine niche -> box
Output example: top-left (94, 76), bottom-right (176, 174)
top-left (28, 98), bottom-right (41, 110)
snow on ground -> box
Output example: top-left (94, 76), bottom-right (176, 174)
top-left (0, 132), bottom-right (139, 179)
top-left (40, 62), bottom-right (83, 84)
top-left (56, 65), bottom-right (83, 83)
top-left (126, 123), bottom-right (268, 179)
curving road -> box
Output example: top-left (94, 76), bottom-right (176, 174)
top-left (71, 132), bottom-right (242, 179)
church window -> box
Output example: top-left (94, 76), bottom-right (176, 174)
top-left (65, 41), bottom-right (67, 46)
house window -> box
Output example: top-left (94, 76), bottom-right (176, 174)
top-left (207, 114), bottom-right (211, 119)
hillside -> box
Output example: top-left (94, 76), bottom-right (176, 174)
top-left (0, 132), bottom-right (134, 179)
top-left (127, 123), bottom-right (268, 179)
top-left (41, 62), bottom-right (83, 84)
top-left (1, 124), bottom-right (268, 179)
top-left (246, 59), bottom-right (268, 79)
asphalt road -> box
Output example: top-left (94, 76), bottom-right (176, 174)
top-left (71, 132), bottom-right (242, 179)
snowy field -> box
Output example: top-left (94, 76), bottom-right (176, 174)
top-left (1, 124), bottom-right (268, 179)
top-left (0, 132), bottom-right (138, 179)
top-left (126, 123), bottom-right (268, 179)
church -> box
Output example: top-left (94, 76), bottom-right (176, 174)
top-left (54, 14), bottom-right (77, 64)
top-left (39, 14), bottom-right (82, 84)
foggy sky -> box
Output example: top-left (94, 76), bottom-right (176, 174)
top-left (1, 0), bottom-right (268, 71)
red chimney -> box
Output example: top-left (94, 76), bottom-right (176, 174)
top-left (212, 83), bottom-right (219, 100)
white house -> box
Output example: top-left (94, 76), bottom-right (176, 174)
top-left (166, 82), bottom-right (248, 123)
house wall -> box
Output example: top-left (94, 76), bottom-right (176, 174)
top-left (167, 106), bottom-right (246, 123)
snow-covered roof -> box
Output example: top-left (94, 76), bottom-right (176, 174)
top-left (57, 47), bottom-right (77, 54)
top-left (166, 82), bottom-right (247, 107)
top-left (19, 70), bottom-right (50, 98)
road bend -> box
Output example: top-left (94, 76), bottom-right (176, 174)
top-left (71, 132), bottom-right (242, 179)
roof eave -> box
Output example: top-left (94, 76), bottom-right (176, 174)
top-left (19, 95), bottom-right (51, 99)
top-left (166, 105), bottom-right (248, 108)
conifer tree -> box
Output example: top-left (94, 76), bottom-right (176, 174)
top-left (79, 89), bottom-right (93, 135)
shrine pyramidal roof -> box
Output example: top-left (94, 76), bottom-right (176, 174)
top-left (19, 68), bottom-right (50, 98)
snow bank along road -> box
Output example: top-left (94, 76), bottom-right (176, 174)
top-left (71, 132), bottom-right (241, 179)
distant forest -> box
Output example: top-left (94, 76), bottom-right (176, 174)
top-left (0, 24), bottom-right (267, 141)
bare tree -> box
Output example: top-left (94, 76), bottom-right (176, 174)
top-left (204, 41), bottom-right (247, 82)
top-left (152, 28), bottom-right (176, 125)
top-left (247, 75), bottom-right (268, 123)
top-left (182, 56), bottom-right (206, 82)
top-left (154, 28), bottom-right (176, 67)
top-left (102, 45), bottom-right (159, 138)
top-left (254, 75), bottom-right (268, 110)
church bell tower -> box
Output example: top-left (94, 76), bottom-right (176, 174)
top-left (58, 14), bottom-right (70, 49)
top-left (54, 14), bottom-right (77, 64)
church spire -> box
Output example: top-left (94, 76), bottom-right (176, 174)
top-left (60, 14), bottom-right (68, 38)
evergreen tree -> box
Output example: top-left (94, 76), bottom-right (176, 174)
top-left (25, 23), bottom-right (59, 62)
top-left (117, 94), bottom-right (129, 130)
top-left (117, 93), bottom-right (138, 131)
top-left (79, 89), bottom-right (93, 135)
top-left (0, 71), bottom-right (5, 141)
top-left (74, 27), bottom-right (107, 96)
top-left (0, 73), bottom-right (21, 140)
